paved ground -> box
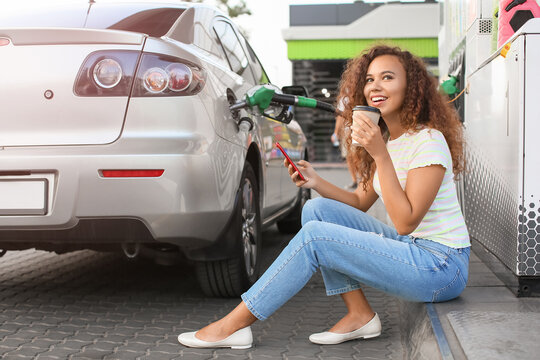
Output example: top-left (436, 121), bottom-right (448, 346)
top-left (0, 240), bottom-right (404, 360)
top-left (0, 166), bottom-right (406, 359)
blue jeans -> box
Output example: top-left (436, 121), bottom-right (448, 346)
top-left (241, 198), bottom-right (470, 321)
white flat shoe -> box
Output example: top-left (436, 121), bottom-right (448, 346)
top-left (309, 313), bottom-right (381, 345)
top-left (177, 326), bottom-right (253, 349)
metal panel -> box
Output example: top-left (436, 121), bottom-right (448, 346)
top-left (521, 34), bottom-right (540, 275)
top-left (465, 18), bottom-right (494, 76)
top-left (461, 36), bottom-right (523, 274)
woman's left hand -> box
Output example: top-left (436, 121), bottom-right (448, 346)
top-left (351, 111), bottom-right (387, 159)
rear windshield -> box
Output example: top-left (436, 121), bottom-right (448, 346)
top-left (0, 3), bottom-right (185, 37)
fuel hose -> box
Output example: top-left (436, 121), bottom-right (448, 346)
top-left (229, 85), bottom-right (335, 114)
top-left (271, 93), bottom-right (335, 113)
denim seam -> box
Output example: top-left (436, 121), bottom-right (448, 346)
top-left (247, 240), bottom-right (313, 305)
top-left (321, 236), bottom-right (444, 271)
top-left (458, 267), bottom-right (468, 285)
top-left (326, 284), bottom-right (362, 296)
top-left (414, 243), bottom-right (449, 267)
top-left (241, 293), bottom-right (267, 321)
top-left (432, 268), bottom-right (461, 302)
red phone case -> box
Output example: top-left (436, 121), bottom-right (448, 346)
top-left (276, 142), bottom-right (305, 181)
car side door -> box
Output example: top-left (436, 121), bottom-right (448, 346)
top-left (240, 39), bottom-right (288, 216)
top-left (212, 19), bottom-right (283, 214)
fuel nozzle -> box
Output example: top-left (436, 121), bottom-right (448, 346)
top-left (229, 100), bottom-right (248, 111)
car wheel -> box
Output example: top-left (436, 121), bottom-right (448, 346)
top-left (276, 186), bottom-right (311, 234)
top-left (196, 162), bottom-right (262, 297)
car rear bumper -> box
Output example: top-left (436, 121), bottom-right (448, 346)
top-left (0, 136), bottom-right (243, 249)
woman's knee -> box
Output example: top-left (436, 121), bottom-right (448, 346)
top-left (290, 220), bottom-right (322, 248)
top-left (301, 197), bottom-right (333, 225)
top-left (287, 221), bottom-right (326, 268)
top-left (301, 198), bottom-right (321, 224)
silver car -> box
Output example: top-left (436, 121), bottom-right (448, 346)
top-left (0, 1), bottom-right (308, 297)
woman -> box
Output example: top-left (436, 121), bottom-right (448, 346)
top-left (177, 45), bottom-right (469, 349)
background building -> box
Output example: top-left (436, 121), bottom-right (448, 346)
top-left (282, 1), bottom-right (439, 162)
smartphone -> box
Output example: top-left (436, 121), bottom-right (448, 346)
top-left (276, 142), bottom-right (306, 181)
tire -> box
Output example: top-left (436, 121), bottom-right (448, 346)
top-left (196, 162), bottom-right (262, 297)
top-left (276, 186), bottom-right (311, 234)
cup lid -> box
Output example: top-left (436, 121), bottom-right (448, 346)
top-left (352, 105), bottom-right (380, 114)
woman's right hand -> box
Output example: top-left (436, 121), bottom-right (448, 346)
top-left (284, 159), bottom-right (318, 189)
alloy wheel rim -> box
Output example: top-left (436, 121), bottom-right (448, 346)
top-left (241, 178), bottom-right (257, 277)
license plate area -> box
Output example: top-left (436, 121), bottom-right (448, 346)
top-left (0, 178), bottom-right (48, 215)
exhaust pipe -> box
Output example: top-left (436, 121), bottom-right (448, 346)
top-left (121, 242), bottom-right (140, 259)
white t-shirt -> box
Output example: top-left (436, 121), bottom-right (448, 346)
top-left (372, 128), bottom-right (470, 248)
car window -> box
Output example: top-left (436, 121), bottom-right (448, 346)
top-left (168, 7), bottom-right (226, 64)
top-left (244, 40), bottom-right (270, 84)
top-left (213, 20), bottom-right (249, 77)
top-left (101, 8), bottom-right (185, 37)
top-left (192, 21), bottom-right (227, 62)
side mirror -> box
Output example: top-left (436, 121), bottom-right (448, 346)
top-left (282, 85), bottom-right (309, 97)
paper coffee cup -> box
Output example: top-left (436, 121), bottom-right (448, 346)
top-left (351, 105), bottom-right (381, 146)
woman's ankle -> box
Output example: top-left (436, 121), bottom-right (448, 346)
top-left (196, 320), bottom-right (229, 341)
top-left (195, 302), bottom-right (257, 341)
top-left (352, 310), bottom-right (375, 324)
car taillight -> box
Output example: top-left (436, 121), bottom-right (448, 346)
top-left (143, 67), bottom-right (169, 93)
top-left (132, 53), bottom-right (205, 97)
top-left (74, 50), bottom-right (140, 96)
top-left (166, 63), bottom-right (192, 92)
top-left (93, 59), bottom-right (123, 89)
top-left (0, 38), bottom-right (10, 46)
top-left (75, 51), bottom-right (205, 97)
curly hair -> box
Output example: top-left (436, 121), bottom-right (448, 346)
top-left (337, 45), bottom-right (465, 191)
